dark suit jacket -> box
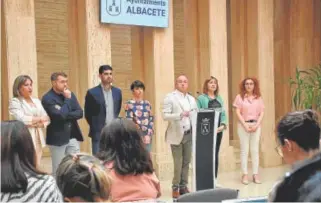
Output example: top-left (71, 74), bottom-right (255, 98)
top-left (42, 89), bottom-right (84, 146)
top-left (84, 85), bottom-right (122, 141)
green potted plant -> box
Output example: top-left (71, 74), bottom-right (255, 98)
top-left (289, 64), bottom-right (321, 111)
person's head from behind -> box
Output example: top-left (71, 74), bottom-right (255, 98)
top-left (276, 109), bottom-right (320, 165)
top-left (56, 153), bottom-right (111, 202)
top-left (99, 65), bottom-right (113, 85)
top-left (1, 120), bottom-right (45, 193)
top-left (51, 72), bottom-right (68, 93)
top-left (175, 75), bottom-right (189, 94)
top-left (97, 118), bottom-right (153, 175)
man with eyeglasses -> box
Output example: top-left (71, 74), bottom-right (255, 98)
top-left (269, 109), bottom-right (320, 201)
top-left (42, 72), bottom-right (84, 177)
top-left (274, 109), bottom-right (320, 164)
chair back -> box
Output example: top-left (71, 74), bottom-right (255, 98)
top-left (177, 188), bottom-right (239, 202)
top-left (222, 196), bottom-right (268, 203)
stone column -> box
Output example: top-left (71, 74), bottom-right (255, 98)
top-left (273, 0), bottom-right (292, 122)
top-left (274, 0), bottom-right (321, 116)
top-left (229, 0), bottom-right (246, 141)
top-left (257, 0), bottom-right (282, 167)
top-left (131, 26), bottom-right (145, 81)
top-left (143, 0), bottom-right (175, 181)
top-left (208, 0), bottom-right (236, 172)
top-left (183, 0), bottom-right (199, 96)
top-left (290, 0), bottom-right (319, 70)
top-left (246, 0), bottom-right (259, 77)
top-left (197, 0), bottom-right (210, 88)
top-left (68, 0), bottom-right (112, 153)
top-left (1, 0), bottom-right (38, 120)
top-left (1, 0), bottom-right (3, 120)
top-left (172, 0), bottom-right (199, 96)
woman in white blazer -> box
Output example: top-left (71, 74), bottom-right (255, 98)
top-left (9, 75), bottom-right (50, 165)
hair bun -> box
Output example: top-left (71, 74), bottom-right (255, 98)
top-left (303, 109), bottom-right (319, 123)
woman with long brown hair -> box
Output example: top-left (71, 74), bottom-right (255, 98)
top-left (97, 118), bottom-right (161, 202)
top-left (233, 77), bottom-right (264, 184)
top-left (1, 120), bottom-right (62, 202)
top-left (197, 76), bottom-right (227, 178)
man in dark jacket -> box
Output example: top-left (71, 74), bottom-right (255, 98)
top-left (85, 65), bottom-right (122, 155)
top-left (42, 72), bottom-right (83, 176)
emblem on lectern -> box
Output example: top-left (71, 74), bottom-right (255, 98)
top-left (106, 0), bottom-right (121, 16)
top-left (201, 118), bottom-right (211, 135)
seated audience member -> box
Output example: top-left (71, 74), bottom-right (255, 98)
top-left (269, 152), bottom-right (321, 202)
top-left (274, 109), bottom-right (320, 165)
top-left (269, 109), bottom-right (320, 201)
top-left (97, 118), bottom-right (161, 202)
top-left (0, 120), bottom-right (63, 202)
top-left (56, 153), bottom-right (111, 202)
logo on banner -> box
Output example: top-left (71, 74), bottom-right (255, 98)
top-left (201, 118), bottom-right (211, 135)
top-left (106, 0), bottom-right (121, 16)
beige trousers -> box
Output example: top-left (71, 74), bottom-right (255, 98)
top-left (237, 123), bottom-right (261, 174)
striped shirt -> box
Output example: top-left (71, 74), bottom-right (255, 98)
top-left (1, 173), bottom-right (63, 202)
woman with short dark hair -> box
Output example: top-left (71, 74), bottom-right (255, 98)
top-left (97, 118), bottom-right (161, 202)
top-left (0, 120), bottom-right (62, 202)
top-left (124, 80), bottom-right (154, 152)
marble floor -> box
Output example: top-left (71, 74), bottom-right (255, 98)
top-left (40, 157), bottom-right (289, 201)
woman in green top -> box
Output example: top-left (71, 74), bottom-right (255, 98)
top-left (197, 76), bottom-right (227, 178)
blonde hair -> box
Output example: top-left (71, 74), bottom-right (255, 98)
top-left (12, 75), bottom-right (33, 98)
top-left (56, 153), bottom-right (112, 202)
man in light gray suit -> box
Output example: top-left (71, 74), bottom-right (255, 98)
top-left (162, 75), bottom-right (198, 199)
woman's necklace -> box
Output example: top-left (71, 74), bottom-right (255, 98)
top-left (208, 93), bottom-right (215, 100)
top-left (246, 94), bottom-right (254, 104)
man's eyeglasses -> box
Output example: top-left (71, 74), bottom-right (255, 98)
top-left (275, 145), bottom-right (283, 157)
